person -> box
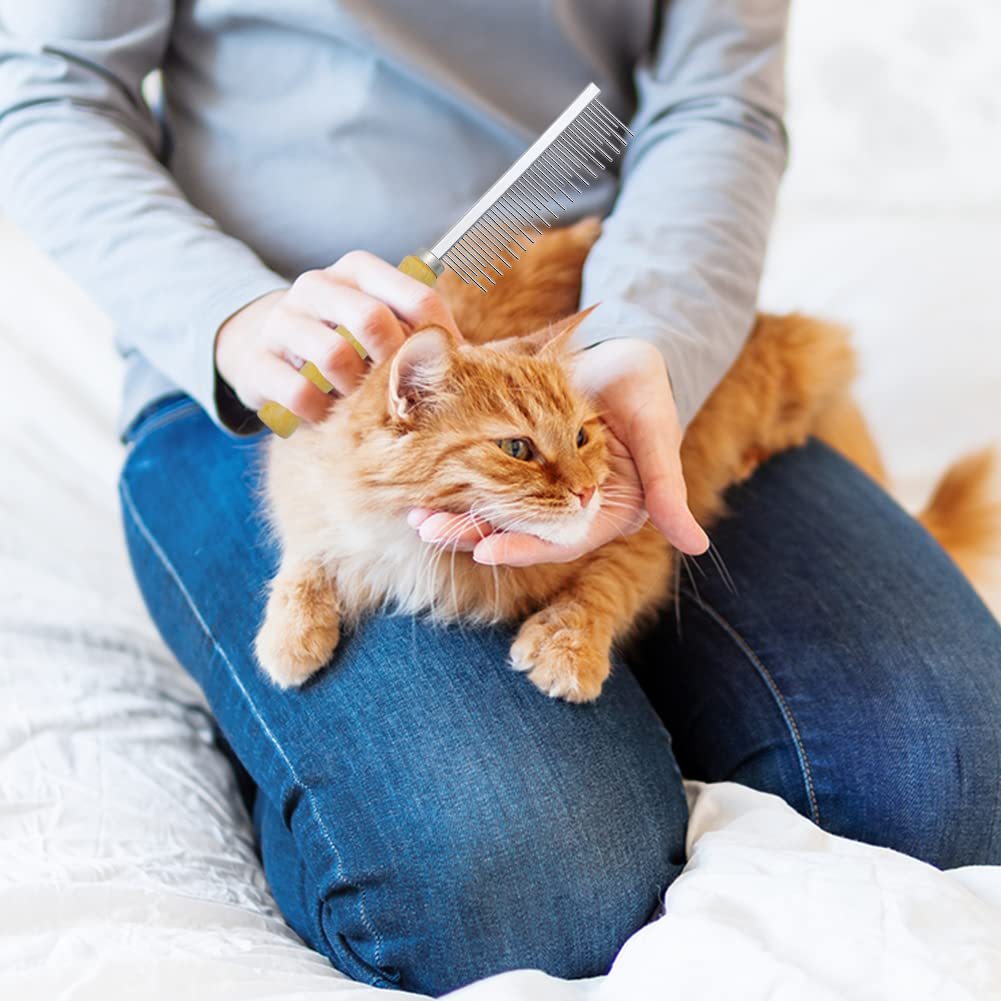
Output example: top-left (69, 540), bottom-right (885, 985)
top-left (1, 2), bottom-right (999, 996)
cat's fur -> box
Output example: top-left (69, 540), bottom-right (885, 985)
top-left (256, 217), bottom-right (999, 701)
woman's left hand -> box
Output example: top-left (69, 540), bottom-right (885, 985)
top-left (407, 338), bottom-right (709, 565)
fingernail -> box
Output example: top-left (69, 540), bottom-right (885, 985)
top-left (419, 513), bottom-right (449, 542)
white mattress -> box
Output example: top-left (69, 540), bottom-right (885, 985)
top-left (1, 2), bottom-right (999, 997)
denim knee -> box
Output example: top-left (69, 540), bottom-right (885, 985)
top-left (259, 741), bottom-right (689, 996)
top-left (817, 641), bottom-right (1001, 870)
top-left (342, 775), bottom-right (686, 995)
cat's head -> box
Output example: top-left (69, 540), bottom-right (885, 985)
top-left (353, 309), bottom-right (608, 547)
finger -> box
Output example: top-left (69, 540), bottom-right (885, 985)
top-left (627, 400), bottom-right (708, 554)
top-left (249, 353), bottom-right (334, 424)
top-left (406, 508), bottom-right (434, 529)
top-left (271, 310), bottom-right (367, 395)
top-left (327, 250), bottom-right (462, 339)
top-left (417, 511), bottom-right (495, 550)
top-left (473, 531), bottom-right (583, 567)
top-left (290, 272), bottom-right (409, 364)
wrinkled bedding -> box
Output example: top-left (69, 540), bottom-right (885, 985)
top-left (1, 3), bottom-right (1000, 997)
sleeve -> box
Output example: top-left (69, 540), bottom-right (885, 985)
top-left (0, 2), bottom-right (289, 434)
top-left (572, 0), bottom-right (790, 429)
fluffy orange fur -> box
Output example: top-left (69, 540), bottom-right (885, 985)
top-left (256, 217), bottom-right (999, 701)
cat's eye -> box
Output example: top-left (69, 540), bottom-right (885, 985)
top-left (576, 426), bottom-right (587, 448)
top-left (497, 437), bottom-right (533, 461)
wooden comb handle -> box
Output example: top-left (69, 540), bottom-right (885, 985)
top-left (257, 254), bottom-right (439, 438)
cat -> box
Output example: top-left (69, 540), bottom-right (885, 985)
top-left (255, 217), bottom-right (998, 702)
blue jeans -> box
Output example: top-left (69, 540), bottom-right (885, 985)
top-left (119, 393), bottom-right (1001, 997)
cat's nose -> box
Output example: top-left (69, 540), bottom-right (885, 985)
top-left (575, 485), bottom-right (596, 509)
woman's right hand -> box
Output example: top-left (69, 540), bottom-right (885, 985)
top-left (215, 250), bottom-right (461, 424)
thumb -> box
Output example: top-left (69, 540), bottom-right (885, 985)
top-left (626, 401), bottom-right (709, 556)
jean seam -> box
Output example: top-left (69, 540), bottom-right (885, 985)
top-left (683, 589), bottom-right (822, 826)
top-left (126, 400), bottom-right (202, 448)
top-left (119, 476), bottom-right (390, 982)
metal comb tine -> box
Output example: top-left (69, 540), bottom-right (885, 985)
top-left (569, 120), bottom-right (613, 164)
top-left (569, 120), bottom-right (614, 164)
top-left (519, 175), bottom-right (560, 219)
top-left (580, 106), bottom-right (623, 152)
top-left (492, 194), bottom-right (529, 237)
top-left (467, 239), bottom-right (500, 279)
top-left (495, 200), bottom-right (536, 244)
top-left (593, 99), bottom-right (634, 137)
top-left (579, 102), bottom-right (619, 135)
top-left (527, 164), bottom-right (572, 208)
top-left (428, 83), bottom-right (630, 272)
top-left (552, 138), bottom-right (595, 184)
top-left (511, 182), bottom-right (552, 227)
top-left (534, 156), bottom-right (579, 199)
top-left (443, 259), bottom-right (471, 285)
top-left (508, 186), bottom-right (548, 232)
top-left (453, 241), bottom-right (494, 284)
top-left (488, 206), bottom-right (530, 252)
top-left (443, 254), bottom-right (478, 288)
top-left (465, 233), bottom-right (505, 277)
top-left (564, 125), bottom-right (606, 170)
top-left (555, 135), bottom-right (599, 180)
top-left (485, 207), bottom-right (527, 254)
top-left (540, 147), bottom-right (584, 193)
top-left (466, 227), bottom-right (507, 275)
top-left (541, 144), bottom-right (585, 191)
top-left (480, 213), bottom-right (521, 260)
top-left (531, 156), bottom-right (571, 198)
top-left (448, 249), bottom-right (490, 290)
top-left (471, 222), bottom-right (514, 269)
top-left (580, 111), bottom-right (620, 153)
top-left (506, 185), bottom-right (546, 232)
top-left (530, 171), bottom-right (567, 214)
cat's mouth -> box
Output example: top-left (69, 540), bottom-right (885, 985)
top-left (487, 491), bottom-right (601, 547)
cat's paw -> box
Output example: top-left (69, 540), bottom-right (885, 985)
top-left (254, 572), bottom-right (340, 689)
top-left (510, 604), bottom-right (611, 703)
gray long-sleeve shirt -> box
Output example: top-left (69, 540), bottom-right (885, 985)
top-left (0, 1), bottom-right (788, 438)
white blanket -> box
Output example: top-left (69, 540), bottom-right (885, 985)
top-left (1, 2), bottom-right (999, 997)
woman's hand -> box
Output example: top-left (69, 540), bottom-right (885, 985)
top-left (215, 251), bottom-right (461, 422)
top-left (408, 338), bottom-right (709, 564)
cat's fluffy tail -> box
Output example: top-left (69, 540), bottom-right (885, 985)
top-left (917, 447), bottom-right (1001, 586)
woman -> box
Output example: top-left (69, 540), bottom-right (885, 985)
top-left (2, 2), bottom-right (999, 996)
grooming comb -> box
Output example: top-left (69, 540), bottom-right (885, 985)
top-left (258, 82), bottom-right (632, 437)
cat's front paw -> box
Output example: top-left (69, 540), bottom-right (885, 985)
top-left (510, 604), bottom-right (611, 703)
top-left (254, 572), bottom-right (340, 689)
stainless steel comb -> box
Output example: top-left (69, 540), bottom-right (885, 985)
top-left (416, 81), bottom-right (633, 292)
top-left (259, 82), bottom-right (631, 436)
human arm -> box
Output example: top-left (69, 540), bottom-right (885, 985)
top-left (411, 0), bottom-right (787, 562)
top-left (0, 3), bottom-right (296, 432)
top-left (0, 4), bottom-right (459, 433)
top-left (572, 0), bottom-right (789, 430)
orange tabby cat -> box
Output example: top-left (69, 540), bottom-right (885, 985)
top-left (255, 217), bottom-right (997, 702)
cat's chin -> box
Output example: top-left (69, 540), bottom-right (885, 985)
top-left (503, 502), bottom-right (599, 548)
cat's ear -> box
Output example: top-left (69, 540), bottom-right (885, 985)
top-left (388, 325), bottom-right (456, 421)
top-left (523, 303), bottom-right (601, 358)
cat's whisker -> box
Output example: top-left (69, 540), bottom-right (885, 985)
top-left (418, 511), bottom-right (478, 619)
top-left (668, 552), bottom-right (684, 636)
top-left (429, 512), bottom-right (480, 616)
top-left (597, 499), bottom-right (644, 512)
top-left (679, 552), bottom-right (703, 608)
top-left (599, 492), bottom-right (645, 507)
top-left (707, 539), bottom-right (738, 595)
top-left (468, 506), bottom-right (509, 622)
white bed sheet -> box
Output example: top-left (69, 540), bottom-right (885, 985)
top-left (1, 2), bottom-right (999, 997)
